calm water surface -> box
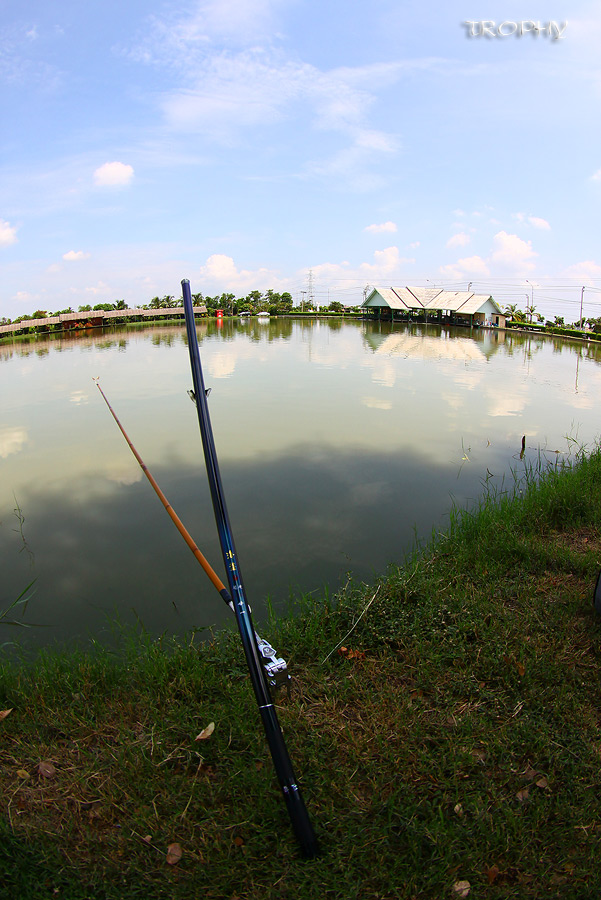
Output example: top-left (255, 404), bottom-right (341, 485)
top-left (2, 318), bottom-right (600, 651)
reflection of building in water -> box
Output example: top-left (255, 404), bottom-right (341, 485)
top-left (362, 321), bottom-right (516, 361)
top-left (365, 330), bottom-right (486, 362)
top-left (363, 286), bottom-right (505, 329)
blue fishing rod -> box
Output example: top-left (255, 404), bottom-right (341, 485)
top-left (181, 279), bottom-right (319, 859)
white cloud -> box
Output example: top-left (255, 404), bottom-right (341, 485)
top-left (93, 161), bottom-right (134, 187)
top-left (409, 241), bottom-right (420, 249)
top-left (364, 221), bottom-right (397, 234)
top-left (591, 169), bottom-right (601, 181)
top-left (135, 0), bottom-right (285, 54)
top-left (63, 250), bottom-right (90, 261)
top-left (312, 246), bottom-right (415, 285)
top-left (528, 216), bottom-right (550, 230)
top-left (440, 231), bottom-right (537, 281)
top-left (160, 53), bottom-right (402, 152)
top-left (446, 232), bottom-right (470, 249)
top-left (146, 7), bottom-right (407, 186)
top-left (84, 281), bottom-right (111, 295)
top-left (185, 0), bottom-right (280, 43)
top-left (359, 246), bottom-right (410, 277)
top-left (199, 253), bottom-right (282, 291)
top-left (490, 231), bottom-right (537, 272)
top-left (304, 142), bottom-right (393, 192)
top-left (441, 231), bottom-right (539, 281)
top-left (12, 290), bottom-right (43, 304)
top-left (514, 212), bottom-right (551, 230)
top-left (439, 255), bottom-right (490, 281)
top-left (162, 54), bottom-right (300, 134)
top-left (132, 5), bottom-right (449, 193)
top-left (0, 219), bottom-right (18, 246)
top-left (561, 260), bottom-right (601, 283)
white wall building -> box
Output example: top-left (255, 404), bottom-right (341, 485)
top-left (363, 287), bottom-right (505, 328)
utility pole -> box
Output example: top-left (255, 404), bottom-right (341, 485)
top-left (579, 285), bottom-right (585, 327)
top-left (307, 269), bottom-right (315, 309)
top-left (525, 280), bottom-right (534, 322)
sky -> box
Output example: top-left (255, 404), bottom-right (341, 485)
top-left (1, 0), bottom-right (600, 322)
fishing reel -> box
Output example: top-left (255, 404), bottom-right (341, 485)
top-left (255, 633), bottom-right (291, 693)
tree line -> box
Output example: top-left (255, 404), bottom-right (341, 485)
top-left (1, 290), bottom-right (353, 325)
top-left (503, 303), bottom-right (601, 333)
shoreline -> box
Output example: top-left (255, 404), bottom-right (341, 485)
top-left (2, 447), bottom-right (601, 896)
top-left (2, 312), bottom-right (601, 347)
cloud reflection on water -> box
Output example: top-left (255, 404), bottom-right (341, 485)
top-left (0, 426), bottom-right (28, 458)
top-left (2, 319), bottom-right (601, 654)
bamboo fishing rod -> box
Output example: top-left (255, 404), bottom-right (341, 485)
top-left (93, 378), bottom-right (288, 689)
top-left (181, 279), bottom-right (319, 859)
top-left (94, 379), bottom-right (229, 599)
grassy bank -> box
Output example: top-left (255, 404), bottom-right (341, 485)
top-left (2, 450), bottom-right (601, 899)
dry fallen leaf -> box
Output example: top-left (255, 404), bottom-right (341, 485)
top-left (337, 646), bottom-right (366, 660)
top-left (37, 760), bottom-right (56, 779)
top-left (0, 709), bottom-right (13, 722)
top-left (195, 722), bottom-right (215, 741)
top-left (516, 787), bottom-right (530, 802)
top-left (16, 769), bottom-right (30, 780)
top-left (536, 776), bottom-right (549, 789)
top-left (485, 865), bottom-right (500, 885)
top-left (166, 842), bottom-right (183, 866)
top-left (452, 880), bottom-right (471, 898)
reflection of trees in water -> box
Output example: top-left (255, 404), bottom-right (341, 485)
top-left (151, 332), bottom-right (177, 348)
top-left (1, 317), bottom-right (358, 366)
top-left (4, 317), bottom-right (601, 369)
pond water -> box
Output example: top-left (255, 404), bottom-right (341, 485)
top-left (2, 318), bottom-right (600, 652)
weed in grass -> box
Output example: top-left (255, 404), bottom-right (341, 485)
top-left (0, 582), bottom-right (37, 653)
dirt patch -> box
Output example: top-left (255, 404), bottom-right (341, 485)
top-left (546, 527), bottom-right (601, 556)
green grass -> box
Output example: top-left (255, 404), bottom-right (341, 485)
top-left (2, 449), bottom-right (601, 898)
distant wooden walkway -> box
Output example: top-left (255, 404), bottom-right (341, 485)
top-left (0, 307), bottom-right (207, 336)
